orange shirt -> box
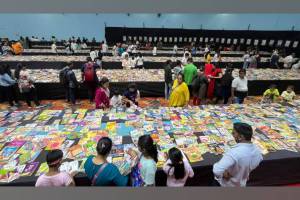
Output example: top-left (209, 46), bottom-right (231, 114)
top-left (12, 42), bottom-right (23, 55)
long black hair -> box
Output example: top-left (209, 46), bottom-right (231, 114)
top-left (167, 148), bottom-right (185, 180)
top-left (138, 135), bottom-right (158, 163)
top-left (204, 51), bottom-right (211, 59)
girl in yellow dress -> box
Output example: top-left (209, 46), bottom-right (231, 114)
top-left (169, 73), bottom-right (190, 107)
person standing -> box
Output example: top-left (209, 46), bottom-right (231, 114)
top-left (221, 67), bottom-right (234, 104)
top-left (204, 51), bottom-right (212, 64)
top-left (163, 147), bottom-right (194, 187)
top-left (84, 137), bottom-right (128, 186)
top-left (242, 51), bottom-right (250, 69)
top-left (248, 53), bottom-right (257, 68)
top-left (95, 77), bottom-right (110, 110)
top-left (81, 57), bottom-right (99, 103)
top-left (173, 60), bottom-right (183, 79)
top-left (59, 63), bottom-right (71, 102)
top-left (181, 52), bottom-right (190, 66)
top-left (3, 64), bottom-right (20, 107)
top-left (173, 45), bottom-right (178, 55)
top-left (18, 66), bottom-right (41, 108)
top-left (0, 66), bottom-right (17, 108)
top-left (66, 63), bottom-right (79, 105)
top-left (231, 69), bottom-right (248, 104)
top-left (213, 123), bottom-right (263, 187)
top-left (35, 149), bottom-right (75, 187)
top-left (208, 66), bottom-right (223, 104)
top-left (283, 53), bottom-right (295, 69)
top-left (11, 40), bottom-right (24, 55)
top-left (164, 60), bottom-right (173, 99)
top-left (169, 73), bottom-right (190, 107)
top-left (90, 47), bottom-right (97, 62)
top-left (152, 46), bottom-right (157, 56)
top-left (270, 49), bottom-right (280, 68)
top-left (136, 53), bottom-right (144, 69)
top-left (122, 54), bottom-right (132, 69)
top-left (51, 42), bottom-right (58, 54)
top-left (183, 58), bottom-right (198, 95)
top-left (101, 41), bottom-right (108, 56)
top-left (134, 135), bottom-right (158, 186)
top-left (191, 67), bottom-right (208, 105)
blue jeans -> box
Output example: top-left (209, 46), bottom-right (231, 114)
top-left (69, 88), bottom-right (76, 104)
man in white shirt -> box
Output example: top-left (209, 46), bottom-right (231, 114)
top-left (51, 43), bottom-right (57, 54)
top-left (89, 47), bottom-right (97, 61)
top-left (102, 42), bottom-right (108, 55)
top-left (152, 46), bottom-right (157, 56)
top-left (213, 122), bottom-right (263, 187)
top-left (283, 53), bottom-right (295, 69)
top-left (231, 69), bottom-right (248, 104)
top-left (173, 45), bottom-right (178, 55)
top-left (292, 60), bottom-right (300, 70)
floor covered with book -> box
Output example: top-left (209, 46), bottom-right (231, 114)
top-left (0, 99), bottom-right (299, 186)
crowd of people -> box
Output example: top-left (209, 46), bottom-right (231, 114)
top-left (35, 122), bottom-right (262, 187)
top-left (0, 63), bottom-right (43, 108)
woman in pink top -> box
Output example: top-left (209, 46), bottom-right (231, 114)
top-left (95, 77), bottom-right (110, 109)
top-left (35, 149), bottom-right (75, 187)
top-left (163, 147), bottom-right (194, 187)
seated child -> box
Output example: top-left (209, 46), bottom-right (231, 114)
top-left (262, 84), bottom-right (280, 103)
top-left (35, 149), bottom-right (75, 187)
top-left (110, 89), bottom-right (123, 108)
top-left (281, 85), bottom-right (296, 102)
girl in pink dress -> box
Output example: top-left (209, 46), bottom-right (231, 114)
top-left (95, 77), bottom-right (110, 109)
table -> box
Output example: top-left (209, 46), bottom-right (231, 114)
top-left (0, 102), bottom-right (299, 186)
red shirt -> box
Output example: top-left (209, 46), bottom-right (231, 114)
top-left (95, 87), bottom-right (110, 109)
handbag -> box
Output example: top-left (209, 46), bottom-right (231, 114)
top-left (91, 162), bottom-right (108, 186)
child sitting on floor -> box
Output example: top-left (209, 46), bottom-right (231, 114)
top-left (35, 149), bottom-right (75, 187)
top-left (262, 84), bottom-right (280, 103)
top-left (110, 89), bottom-right (123, 108)
top-left (281, 85), bottom-right (296, 102)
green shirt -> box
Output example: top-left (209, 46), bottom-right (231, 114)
top-left (183, 64), bottom-right (197, 85)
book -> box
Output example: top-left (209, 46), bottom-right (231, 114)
top-left (22, 162), bottom-right (39, 176)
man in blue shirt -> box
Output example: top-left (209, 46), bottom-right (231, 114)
top-left (213, 122), bottom-right (263, 187)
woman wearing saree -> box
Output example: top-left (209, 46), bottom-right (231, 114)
top-left (169, 73), bottom-right (190, 107)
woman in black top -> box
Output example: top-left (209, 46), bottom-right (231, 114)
top-left (221, 67), bottom-right (234, 104)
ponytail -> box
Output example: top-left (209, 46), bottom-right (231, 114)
top-left (168, 148), bottom-right (185, 180)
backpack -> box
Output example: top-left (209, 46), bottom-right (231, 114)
top-left (131, 161), bottom-right (145, 187)
top-left (84, 62), bottom-right (95, 82)
top-left (59, 67), bottom-right (69, 85)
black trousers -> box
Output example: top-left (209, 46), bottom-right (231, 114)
top-left (0, 86), bottom-right (14, 106)
top-left (85, 82), bottom-right (97, 102)
top-left (22, 88), bottom-right (40, 107)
